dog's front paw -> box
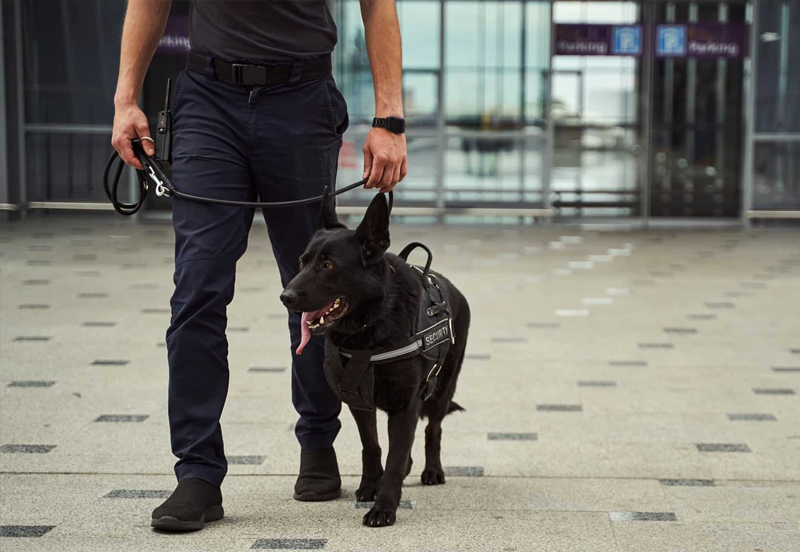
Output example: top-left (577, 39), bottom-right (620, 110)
top-left (355, 481), bottom-right (380, 502)
top-left (362, 503), bottom-right (397, 527)
top-left (421, 467), bottom-right (446, 485)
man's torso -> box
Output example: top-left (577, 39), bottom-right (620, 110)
top-left (189, 0), bottom-right (337, 63)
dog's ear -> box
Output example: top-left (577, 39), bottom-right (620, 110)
top-left (355, 193), bottom-right (391, 264)
top-left (317, 187), bottom-right (346, 230)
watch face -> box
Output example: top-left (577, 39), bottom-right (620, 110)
top-left (387, 117), bottom-right (405, 133)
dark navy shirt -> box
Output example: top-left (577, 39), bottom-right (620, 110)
top-left (189, 0), bottom-right (337, 62)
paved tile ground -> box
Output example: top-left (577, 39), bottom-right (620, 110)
top-left (1, 215), bottom-right (799, 551)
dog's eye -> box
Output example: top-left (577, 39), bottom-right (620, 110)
top-left (298, 260), bottom-right (305, 269)
top-left (323, 261), bottom-right (334, 270)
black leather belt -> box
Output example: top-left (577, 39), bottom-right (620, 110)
top-left (187, 52), bottom-right (331, 86)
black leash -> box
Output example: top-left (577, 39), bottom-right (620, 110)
top-left (103, 139), bottom-right (392, 216)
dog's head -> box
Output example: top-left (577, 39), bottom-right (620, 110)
top-left (280, 190), bottom-right (391, 354)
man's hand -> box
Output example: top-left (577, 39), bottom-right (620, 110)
top-left (362, 128), bottom-right (407, 192)
top-left (111, 101), bottom-right (155, 170)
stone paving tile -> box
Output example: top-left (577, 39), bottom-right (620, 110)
top-left (491, 337), bottom-right (528, 343)
top-left (104, 490), bottom-right (170, 499)
top-left (663, 327), bottom-right (697, 334)
top-left (353, 500), bottom-right (415, 509)
top-left (0, 525), bottom-right (54, 537)
top-left (752, 388), bottom-right (795, 395)
top-left (696, 443), bottom-right (751, 453)
top-left (686, 313), bottom-right (717, 320)
top-left (249, 367), bottom-right (286, 373)
top-left (659, 479), bottom-right (715, 487)
top-left (94, 415), bottom-right (149, 423)
top-left (7, 381), bottom-right (56, 388)
top-left (21, 279), bottom-right (50, 285)
top-left (228, 455), bottom-right (266, 465)
top-left (443, 466), bottom-right (484, 477)
top-left (537, 404), bottom-right (583, 412)
top-left (0, 445), bottom-right (56, 453)
top-left (577, 381), bottom-right (617, 387)
top-left (487, 432), bottom-right (538, 441)
top-left (610, 511), bottom-right (678, 521)
top-left (638, 343), bottom-right (674, 349)
top-left (726, 413), bottom-right (777, 421)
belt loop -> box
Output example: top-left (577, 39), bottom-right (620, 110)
top-left (204, 56), bottom-right (217, 81)
top-left (289, 61), bottom-right (303, 85)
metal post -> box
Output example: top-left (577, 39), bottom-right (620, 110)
top-left (14, 0), bottom-right (26, 207)
top-left (519, 0), bottom-right (527, 210)
top-left (0, 2), bottom-right (8, 207)
top-left (662, 2), bottom-right (675, 210)
top-left (542, 0), bottom-right (554, 219)
top-left (741, 0), bottom-right (757, 225)
top-left (686, 2), bottom-right (698, 207)
top-left (639, 1), bottom-right (654, 226)
top-left (715, 3), bottom-right (728, 219)
top-left (435, 0), bottom-right (445, 216)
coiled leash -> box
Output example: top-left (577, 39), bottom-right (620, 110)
top-left (103, 140), bottom-right (391, 216)
top-left (103, 77), bottom-right (392, 215)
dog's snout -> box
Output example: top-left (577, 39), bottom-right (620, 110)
top-left (280, 289), bottom-right (302, 307)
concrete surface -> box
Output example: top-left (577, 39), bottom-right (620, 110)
top-left (1, 215), bottom-right (799, 551)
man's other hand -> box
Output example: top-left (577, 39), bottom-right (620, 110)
top-left (362, 127), bottom-right (408, 192)
top-left (112, 101), bottom-right (155, 170)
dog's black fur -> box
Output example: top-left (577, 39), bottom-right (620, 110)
top-left (281, 192), bottom-right (470, 527)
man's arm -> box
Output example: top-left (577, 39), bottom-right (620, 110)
top-left (360, 0), bottom-right (407, 192)
top-left (112, 0), bottom-right (172, 169)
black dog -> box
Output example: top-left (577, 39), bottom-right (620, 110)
top-left (281, 192), bottom-right (470, 527)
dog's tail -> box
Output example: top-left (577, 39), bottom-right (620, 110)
top-left (448, 401), bottom-right (465, 414)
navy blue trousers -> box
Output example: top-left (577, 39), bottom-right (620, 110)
top-left (165, 55), bottom-right (349, 486)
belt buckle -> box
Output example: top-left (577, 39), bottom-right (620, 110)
top-left (230, 63), bottom-right (264, 85)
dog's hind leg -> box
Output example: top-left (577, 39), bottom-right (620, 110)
top-left (363, 402), bottom-right (420, 527)
top-left (421, 406), bottom-right (447, 485)
top-left (422, 321), bottom-right (469, 486)
top-left (349, 407), bottom-right (383, 502)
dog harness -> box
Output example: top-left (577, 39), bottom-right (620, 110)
top-left (324, 243), bottom-right (456, 412)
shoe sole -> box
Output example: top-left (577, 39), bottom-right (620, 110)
top-left (293, 488), bottom-right (342, 502)
top-left (151, 504), bottom-right (224, 532)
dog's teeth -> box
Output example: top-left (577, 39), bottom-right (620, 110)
top-left (319, 316), bottom-right (325, 324)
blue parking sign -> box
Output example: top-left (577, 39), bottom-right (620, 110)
top-left (613, 26), bottom-right (642, 55)
top-left (657, 25), bottom-right (687, 56)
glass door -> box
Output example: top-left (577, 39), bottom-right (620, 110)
top-left (551, 1), bottom-right (643, 219)
top-left (747, 0), bottom-right (800, 216)
top-left (649, 1), bottom-right (749, 219)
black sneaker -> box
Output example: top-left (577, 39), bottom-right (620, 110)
top-left (151, 478), bottom-right (224, 531)
top-left (293, 447), bottom-right (342, 502)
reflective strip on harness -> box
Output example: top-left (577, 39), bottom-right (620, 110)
top-left (340, 339), bottom-right (424, 363)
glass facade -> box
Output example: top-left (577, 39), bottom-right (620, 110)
top-left (751, 0), bottom-right (800, 211)
top-left (2, 0), bottom-right (798, 221)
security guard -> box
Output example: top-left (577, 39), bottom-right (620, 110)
top-left (112, 0), bottom-right (407, 531)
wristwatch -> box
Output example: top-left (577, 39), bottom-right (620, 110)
top-left (372, 116), bottom-right (405, 134)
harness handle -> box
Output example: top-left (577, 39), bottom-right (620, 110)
top-left (398, 242), bottom-right (433, 285)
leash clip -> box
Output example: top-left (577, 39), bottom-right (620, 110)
top-left (145, 165), bottom-right (171, 197)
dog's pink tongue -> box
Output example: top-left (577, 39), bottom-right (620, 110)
top-left (297, 312), bottom-right (313, 355)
